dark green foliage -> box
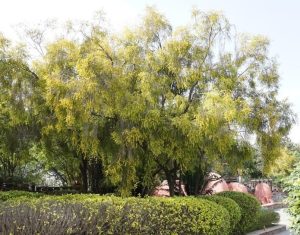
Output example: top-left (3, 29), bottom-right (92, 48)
top-left (202, 195), bottom-right (241, 233)
top-left (0, 194), bottom-right (231, 235)
top-left (0, 190), bottom-right (44, 202)
top-left (217, 191), bottom-right (260, 234)
top-left (248, 209), bottom-right (279, 231)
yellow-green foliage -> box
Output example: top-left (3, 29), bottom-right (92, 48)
top-left (0, 194), bottom-right (231, 235)
top-left (0, 7), bottom-right (294, 197)
top-left (267, 148), bottom-right (297, 177)
top-left (217, 191), bottom-right (260, 234)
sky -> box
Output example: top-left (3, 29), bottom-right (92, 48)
top-left (1, 0), bottom-right (300, 142)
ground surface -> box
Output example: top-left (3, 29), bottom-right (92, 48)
top-left (275, 208), bottom-right (293, 235)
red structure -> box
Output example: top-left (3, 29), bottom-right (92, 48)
top-left (254, 182), bottom-right (273, 204)
top-left (153, 174), bottom-right (275, 205)
top-left (153, 180), bottom-right (187, 197)
top-left (203, 172), bottom-right (229, 195)
top-left (227, 182), bottom-right (248, 193)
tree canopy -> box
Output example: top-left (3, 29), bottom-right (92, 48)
top-left (0, 7), bottom-right (295, 196)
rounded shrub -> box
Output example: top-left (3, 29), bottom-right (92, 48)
top-left (217, 191), bottom-right (260, 234)
top-left (202, 195), bottom-right (241, 233)
top-left (0, 195), bottom-right (231, 235)
top-left (150, 197), bottom-right (231, 235)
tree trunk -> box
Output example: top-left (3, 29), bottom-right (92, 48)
top-left (195, 166), bottom-right (206, 195)
top-left (80, 157), bottom-right (88, 193)
top-left (89, 158), bottom-right (104, 193)
top-left (184, 166), bottom-right (206, 195)
top-left (165, 170), bottom-right (175, 197)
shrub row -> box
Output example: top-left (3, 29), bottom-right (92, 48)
top-left (0, 190), bottom-right (44, 201)
top-left (0, 191), bottom-right (276, 235)
top-left (0, 194), bottom-right (231, 235)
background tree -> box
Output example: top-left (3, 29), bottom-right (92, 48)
top-left (0, 34), bottom-right (42, 183)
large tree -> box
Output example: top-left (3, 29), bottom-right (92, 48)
top-left (108, 8), bottom-right (293, 195)
top-left (36, 8), bottom-right (294, 196)
top-left (105, 8), bottom-right (294, 195)
top-left (0, 7), bottom-right (294, 196)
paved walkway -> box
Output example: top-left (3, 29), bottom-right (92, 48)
top-left (274, 208), bottom-right (293, 235)
top-left (277, 231), bottom-right (291, 235)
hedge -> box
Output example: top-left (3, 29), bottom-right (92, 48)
top-left (0, 190), bottom-right (44, 202)
top-left (217, 191), bottom-right (260, 234)
top-left (202, 195), bottom-right (241, 233)
top-left (166, 197), bottom-right (231, 235)
top-left (0, 194), bottom-right (231, 235)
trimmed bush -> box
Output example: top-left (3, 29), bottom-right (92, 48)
top-left (202, 195), bottom-right (241, 233)
top-left (168, 197), bottom-right (231, 235)
top-left (0, 195), bottom-right (231, 235)
top-left (0, 190), bottom-right (44, 202)
top-left (248, 208), bottom-right (279, 231)
top-left (217, 191), bottom-right (260, 234)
